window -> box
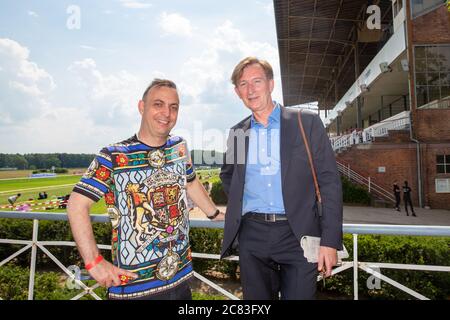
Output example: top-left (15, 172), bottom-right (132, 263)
top-left (415, 45), bottom-right (450, 108)
top-left (436, 155), bottom-right (450, 174)
top-left (412, 0), bottom-right (446, 18)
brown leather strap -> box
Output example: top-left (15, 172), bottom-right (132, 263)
top-left (297, 110), bottom-right (322, 204)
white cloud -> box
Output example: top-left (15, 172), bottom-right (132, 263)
top-left (179, 20), bottom-right (281, 107)
top-left (119, 0), bottom-right (152, 9)
top-left (27, 10), bottom-right (38, 18)
top-left (68, 58), bottom-right (142, 127)
top-left (173, 21), bottom-right (281, 151)
top-left (158, 12), bottom-right (193, 37)
top-left (0, 38), bottom-right (55, 125)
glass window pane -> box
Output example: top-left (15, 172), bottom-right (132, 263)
top-left (427, 73), bottom-right (440, 85)
top-left (416, 86), bottom-right (428, 106)
top-left (446, 165), bottom-right (450, 174)
top-left (427, 59), bottom-right (440, 72)
top-left (446, 155), bottom-right (450, 163)
top-left (437, 155), bottom-right (444, 163)
top-left (437, 164), bottom-right (445, 173)
top-left (441, 86), bottom-right (450, 99)
top-left (429, 86), bottom-right (440, 101)
top-left (440, 72), bottom-right (450, 86)
top-left (416, 73), bottom-right (427, 85)
top-left (415, 46), bottom-right (426, 59)
top-left (412, 0), bottom-right (446, 18)
top-left (415, 59), bottom-right (427, 72)
top-left (426, 46), bottom-right (439, 59)
top-left (440, 47), bottom-right (450, 71)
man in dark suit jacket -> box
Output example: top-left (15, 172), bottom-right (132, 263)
top-left (220, 57), bottom-right (343, 299)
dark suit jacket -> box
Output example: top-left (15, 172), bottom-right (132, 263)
top-left (220, 106), bottom-right (343, 258)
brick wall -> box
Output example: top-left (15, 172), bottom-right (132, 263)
top-left (422, 143), bottom-right (450, 209)
top-left (336, 140), bottom-right (450, 209)
top-left (337, 143), bottom-right (419, 205)
top-left (412, 5), bottom-right (450, 43)
top-left (414, 109), bottom-right (450, 142)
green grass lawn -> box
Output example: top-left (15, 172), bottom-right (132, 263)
top-left (0, 173), bottom-right (108, 215)
top-left (0, 168), bottom-right (221, 215)
top-left (0, 175), bottom-right (81, 193)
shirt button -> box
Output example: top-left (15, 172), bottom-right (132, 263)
top-left (261, 148), bottom-right (265, 152)
top-left (270, 202), bottom-right (273, 205)
top-left (268, 183), bottom-right (271, 187)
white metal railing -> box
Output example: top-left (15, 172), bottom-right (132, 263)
top-left (1, 212), bottom-right (449, 300)
top-left (417, 96), bottom-right (450, 109)
top-left (336, 161), bottom-right (396, 203)
top-left (331, 111), bottom-right (410, 152)
top-left (365, 111), bottom-right (410, 139)
top-left (0, 211), bottom-right (239, 301)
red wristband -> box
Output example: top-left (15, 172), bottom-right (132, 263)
top-left (85, 255), bottom-right (104, 271)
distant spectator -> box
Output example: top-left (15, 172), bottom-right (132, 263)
top-left (44, 192), bottom-right (48, 199)
top-left (403, 181), bottom-right (417, 217)
top-left (393, 182), bottom-right (401, 212)
top-left (8, 193), bottom-right (21, 205)
top-left (38, 192), bottom-right (45, 200)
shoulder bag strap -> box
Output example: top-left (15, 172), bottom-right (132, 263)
top-left (297, 110), bottom-right (322, 215)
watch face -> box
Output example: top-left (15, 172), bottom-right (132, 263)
top-left (156, 252), bottom-right (180, 281)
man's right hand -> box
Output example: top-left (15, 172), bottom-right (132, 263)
top-left (88, 259), bottom-right (138, 288)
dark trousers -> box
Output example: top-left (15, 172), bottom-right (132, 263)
top-left (109, 282), bottom-right (192, 300)
top-left (404, 197), bottom-right (415, 215)
top-left (395, 195), bottom-right (401, 210)
top-left (238, 215), bottom-right (318, 300)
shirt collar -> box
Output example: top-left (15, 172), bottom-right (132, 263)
top-left (250, 101), bottom-right (281, 127)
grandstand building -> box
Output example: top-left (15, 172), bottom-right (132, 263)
top-left (274, 0), bottom-right (450, 209)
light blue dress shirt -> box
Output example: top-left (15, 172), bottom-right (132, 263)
top-left (242, 102), bottom-right (286, 215)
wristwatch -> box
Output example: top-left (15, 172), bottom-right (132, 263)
top-left (208, 209), bottom-right (220, 220)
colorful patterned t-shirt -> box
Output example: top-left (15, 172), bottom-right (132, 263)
top-left (73, 134), bottom-right (196, 299)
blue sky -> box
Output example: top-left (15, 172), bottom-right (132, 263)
top-left (0, 0), bottom-right (282, 153)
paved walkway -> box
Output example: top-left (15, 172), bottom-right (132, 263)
top-left (190, 205), bottom-right (450, 226)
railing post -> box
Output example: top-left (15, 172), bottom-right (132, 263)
top-left (353, 234), bottom-right (359, 300)
top-left (28, 219), bottom-right (39, 300)
top-left (347, 164), bottom-right (351, 179)
top-left (368, 177), bottom-right (371, 193)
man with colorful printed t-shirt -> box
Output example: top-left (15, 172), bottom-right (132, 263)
top-left (67, 79), bottom-right (224, 300)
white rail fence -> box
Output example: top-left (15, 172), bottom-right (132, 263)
top-left (0, 212), bottom-right (449, 300)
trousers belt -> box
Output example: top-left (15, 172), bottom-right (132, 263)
top-left (246, 212), bottom-right (288, 222)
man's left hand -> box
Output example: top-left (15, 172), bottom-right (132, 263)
top-left (317, 246), bottom-right (337, 278)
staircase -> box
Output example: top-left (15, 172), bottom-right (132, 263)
top-left (337, 160), bottom-right (395, 205)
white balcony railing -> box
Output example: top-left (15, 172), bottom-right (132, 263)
top-left (331, 111), bottom-right (410, 152)
top-left (1, 211), bottom-right (449, 300)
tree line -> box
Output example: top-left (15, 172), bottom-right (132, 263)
top-left (0, 150), bottom-right (223, 170)
top-left (0, 153), bottom-right (96, 170)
